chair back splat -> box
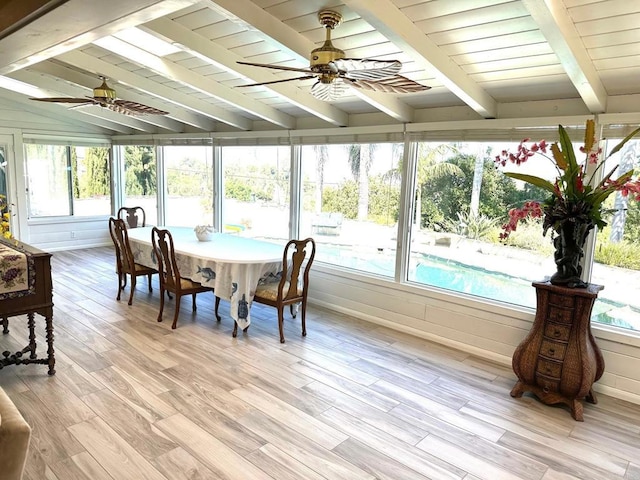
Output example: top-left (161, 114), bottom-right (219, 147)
top-left (108, 217), bottom-right (156, 305)
top-left (151, 227), bottom-right (218, 329)
top-left (117, 206), bottom-right (146, 228)
top-left (253, 238), bottom-right (316, 343)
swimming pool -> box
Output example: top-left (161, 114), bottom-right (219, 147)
top-left (315, 246), bottom-right (640, 331)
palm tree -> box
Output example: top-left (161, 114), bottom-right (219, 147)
top-left (348, 144), bottom-right (376, 221)
top-left (312, 145), bottom-right (328, 214)
top-left (386, 143), bottom-right (463, 229)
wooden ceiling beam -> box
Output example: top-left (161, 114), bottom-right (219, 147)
top-left (144, 17), bottom-right (349, 127)
top-left (93, 35), bottom-right (295, 129)
top-left (0, 0), bottom-right (199, 75)
top-left (343, 0), bottom-right (498, 119)
top-left (521, 0), bottom-right (607, 113)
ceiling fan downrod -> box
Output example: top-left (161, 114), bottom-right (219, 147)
top-left (310, 9), bottom-right (345, 75)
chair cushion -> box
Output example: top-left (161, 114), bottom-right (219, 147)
top-left (180, 278), bottom-right (202, 289)
top-left (255, 281), bottom-right (301, 301)
top-left (134, 263), bottom-right (154, 274)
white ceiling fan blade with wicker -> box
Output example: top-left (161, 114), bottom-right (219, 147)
top-left (310, 78), bottom-right (350, 101)
top-left (236, 9), bottom-right (430, 100)
top-left (30, 77), bottom-right (168, 116)
top-left (346, 75), bottom-right (432, 94)
top-left (331, 58), bottom-right (402, 80)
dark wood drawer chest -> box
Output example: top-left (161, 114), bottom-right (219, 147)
top-left (510, 281), bottom-right (604, 421)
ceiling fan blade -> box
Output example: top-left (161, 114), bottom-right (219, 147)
top-left (68, 101), bottom-right (99, 110)
top-left (237, 75), bottom-right (317, 88)
top-left (237, 61), bottom-right (315, 74)
top-left (334, 58), bottom-right (402, 80)
top-left (347, 75), bottom-right (431, 94)
top-left (30, 97), bottom-right (94, 104)
top-left (310, 79), bottom-right (350, 101)
top-left (111, 100), bottom-right (168, 116)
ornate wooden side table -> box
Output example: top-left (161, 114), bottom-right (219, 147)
top-left (510, 281), bottom-right (604, 421)
top-left (0, 239), bottom-right (55, 375)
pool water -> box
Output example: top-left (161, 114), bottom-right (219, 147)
top-left (317, 246), bottom-right (640, 331)
top-left (412, 255), bottom-right (640, 331)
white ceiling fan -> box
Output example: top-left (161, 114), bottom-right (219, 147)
top-left (237, 9), bottom-right (430, 101)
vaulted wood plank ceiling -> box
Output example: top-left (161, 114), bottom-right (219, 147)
top-left (1, 0), bottom-right (639, 136)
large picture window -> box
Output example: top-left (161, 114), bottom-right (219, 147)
top-left (299, 143), bottom-right (402, 278)
top-left (406, 140), bottom-right (555, 308)
top-left (25, 144), bottom-right (111, 217)
top-left (590, 137), bottom-right (640, 331)
top-left (164, 145), bottom-right (213, 227)
top-left (221, 145), bottom-right (290, 241)
top-left (122, 145), bottom-right (157, 224)
top-left (103, 121), bottom-right (640, 335)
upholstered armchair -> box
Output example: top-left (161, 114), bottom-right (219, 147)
top-left (0, 387), bottom-right (31, 480)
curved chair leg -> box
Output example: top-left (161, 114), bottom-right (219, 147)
top-left (147, 273), bottom-right (153, 292)
top-left (215, 296), bottom-right (221, 321)
top-left (278, 307), bottom-right (285, 343)
top-left (290, 303), bottom-right (296, 318)
top-left (232, 321), bottom-right (238, 337)
top-left (157, 288), bottom-right (166, 323)
top-left (191, 293), bottom-right (197, 312)
top-left (171, 296), bottom-right (181, 329)
top-left (128, 275), bottom-right (136, 305)
top-left (116, 274), bottom-right (123, 301)
top-left (301, 299), bottom-right (307, 337)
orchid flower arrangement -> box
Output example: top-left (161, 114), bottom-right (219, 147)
top-left (495, 120), bottom-right (640, 241)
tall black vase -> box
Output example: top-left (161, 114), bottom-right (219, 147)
top-left (550, 220), bottom-right (594, 288)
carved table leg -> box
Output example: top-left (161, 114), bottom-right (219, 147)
top-left (45, 316), bottom-right (55, 375)
top-left (27, 312), bottom-right (37, 359)
top-left (2, 316), bottom-right (8, 334)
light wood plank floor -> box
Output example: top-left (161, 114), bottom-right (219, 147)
top-left (1, 246), bottom-right (640, 480)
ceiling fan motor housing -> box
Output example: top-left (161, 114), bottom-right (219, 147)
top-left (93, 78), bottom-right (117, 100)
top-left (310, 9), bottom-right (345, 77)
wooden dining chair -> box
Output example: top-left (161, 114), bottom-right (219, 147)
top-left (252, 238), bottom-right (316, 343)
top-left (108, 217), bottom-right (157, 305)
top-left (151, 227), bottom-right (218, 329)
top-left (117, 206), bottom-right (146, 228)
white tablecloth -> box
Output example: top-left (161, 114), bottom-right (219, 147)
top-left (127, 227), bottom-right (284, 329)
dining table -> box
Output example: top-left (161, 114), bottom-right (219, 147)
top-left (126, 226), bottom-right (285, 331)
